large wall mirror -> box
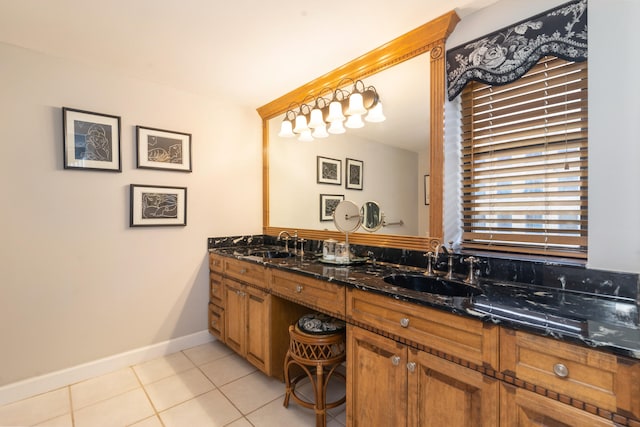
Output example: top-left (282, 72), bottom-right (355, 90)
top-left (258, 11), bottom-right (460, 251)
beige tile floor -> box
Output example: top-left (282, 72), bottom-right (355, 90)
top-left (0, 341), bottom-right (346, 427)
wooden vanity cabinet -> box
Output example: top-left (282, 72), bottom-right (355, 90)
top-left (500, 328), bottom-right (640, 423)
top-left (269, 268), bottom-right (346, 318)
top-left (208, 254), bottom-right (225, 340)
top-left (500, 383), bottom-right (616, 426)
top-left (346, 288), bottom-right (499, 426)
top-left (224, 277), bottom-right (271, 373)
top-left (347, 325), bottom-right (499, 427)
top-left (346, 287), bottom-right (498, 368)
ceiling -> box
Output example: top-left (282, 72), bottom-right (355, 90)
top-left (0, 0), bottom-right (498, 110)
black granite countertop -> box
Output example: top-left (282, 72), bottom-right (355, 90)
top-left (210, 244), bottom-right (640, 360)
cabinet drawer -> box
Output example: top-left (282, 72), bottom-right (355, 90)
top-left (346, 288), bottom-right (498, 368)
top-left (500, 329), bottom-right (640, 418)
top-left (269, 269), bottom-right (345, 317)
top-left (209, 253), bottom-right (223, 274)
top-left (210, 272), bottom-right (223, 306)
top-left (500, 383), bottom-right (616, 426)
top-left (223, 257), bottom-right (266, 289)
top-left (208, 303), bottom-right (225, 341)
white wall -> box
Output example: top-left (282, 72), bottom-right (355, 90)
top-left (446, 0), bottom-right (640, 273)
top-left (0, 43), bottom-right (262, 386)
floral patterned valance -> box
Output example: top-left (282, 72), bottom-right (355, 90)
top-left (446, 0), bottom-right (587, 101)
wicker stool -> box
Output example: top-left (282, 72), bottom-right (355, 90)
top-left (283, 314), bottom-right (346, 427)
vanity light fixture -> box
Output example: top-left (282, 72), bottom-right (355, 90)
top-left (278, 78), bottom-right (385, 141)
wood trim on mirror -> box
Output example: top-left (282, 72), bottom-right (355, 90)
top-left (258, 11), bottom-right (460, 251)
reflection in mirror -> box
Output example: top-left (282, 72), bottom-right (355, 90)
top-left (259, 11), bottom-right (461, 250)
top-left (269, 53), bottom-right (430, 236)
top-left (361, 201), bottom-right (383, 232)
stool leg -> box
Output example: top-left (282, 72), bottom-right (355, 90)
top-left (283, 352), bottom-right (291, 408)
top-left (315, 364), bottom-right (326, 427)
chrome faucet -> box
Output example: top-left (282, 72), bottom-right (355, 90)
top-left (423, 251), bottom-right (435, 276)
top-left (277, 230), bottom-right (298, 253)
top-left (463, 256), bottom-right (480, 287)
top-left (431, 240), bottom-right (454, 278)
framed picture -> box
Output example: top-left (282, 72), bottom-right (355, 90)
top-left (317, 156), bottom-right (342, 185)
top-left (130, 184), bottom-right (187, 227)
top-left (63, 107), bottom-right (121, 171)
top-left (346, 158), bottom-right (363, 190)
top-left (320, 194), bottom-right (344, 221)
top-left (136, 126), bottom-right (192, 172)
top-left (424, 174), bottom-right (430, 205)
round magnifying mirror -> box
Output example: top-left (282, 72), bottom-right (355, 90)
top-left (360, 201), bottom-right (384, 232)
top-left (333, 200), bottom-right (361, 233)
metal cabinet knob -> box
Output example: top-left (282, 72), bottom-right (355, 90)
top-left (553, 363), bottom-right (569, 378)
top-left (391, 355), bottom-right (401, 366)
top-left (295, 284), bottom-right (303, 293)
top-left (239, 268), bottom-right (247, 274)
top-left (407, 362), bottom-right (416, 373)
top-left (400, 317), bottom-right (410, 328)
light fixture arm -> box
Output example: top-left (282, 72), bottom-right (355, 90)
top-left (277, 78), bottom-right (385, 141)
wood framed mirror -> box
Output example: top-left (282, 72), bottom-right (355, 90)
top-left (257, 11), bottom-right (459, 251)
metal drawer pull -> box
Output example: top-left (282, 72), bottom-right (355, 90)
top-left (391, 355), bottom-right (401, 366)
top-left (407, 362), bottom-right (416, 373)
top-left (239, 268), bottom-right (247, 274)
top-left (553, 363), bottom-right (569, 378)
top-left (400, 317), bottom-right (410, 328)
top-left (295, 284), bottom-right (303, 293)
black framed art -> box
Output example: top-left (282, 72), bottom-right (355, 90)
top-left (346, 158), bottom-right (363, 190)
top-left (136, 126), bottom-right (192, 172)
top-left (317, 156), bottom-right (342, 185)
top-left (63, 107), bottom-right (121, 171)
top-left (319, 194), bottom-right (344, 221)
top-left (130, 184), bottom-right (187, 227)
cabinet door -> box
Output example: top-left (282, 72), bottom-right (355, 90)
top-left (245, 286), bottom-right (270, 373)
top-left (347, 325), bottom-right (407, 427)
top-left (224, 279), bottom-right (246, 355)
top-left (408, 349), bottom-right (498, 427)
top-left (500, 383), bottom-right (615, 426)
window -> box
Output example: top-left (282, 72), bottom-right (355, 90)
top-left (460, 56), bottom-right (588, 258)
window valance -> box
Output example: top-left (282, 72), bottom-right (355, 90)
top-left (446, 0), bottom-right (587, 101)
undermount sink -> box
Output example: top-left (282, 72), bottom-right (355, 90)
top-left (256, 250), bottom-right (294, 259)
top-left (383, 274), bottom-right (482, 297)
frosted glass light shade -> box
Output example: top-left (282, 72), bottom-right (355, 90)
top-left (308, 108), bottom-right (324, 129)
top-left (345, 113), bottom-right (364, 129)
top-left (328, 120), bottom-right (346, 134)
top-left (346, 92), bottom-right (366, 115)
top-left (293, 115), bottom-right (309, 133)
top-left (326, 101), bottom-right (345, 122)
top-left (312, 123), bottom-right (329, 138)
top-left (278, 119), bottom-right (295, 137)
top-left (298, 129), bottom-right (314, 142)
top-left (365, 101), bottom-right (386, 122)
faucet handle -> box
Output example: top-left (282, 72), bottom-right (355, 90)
top-left (423, 252), bottom-right (435, 276)
top-left (463, 256), bottom-right (479, 285)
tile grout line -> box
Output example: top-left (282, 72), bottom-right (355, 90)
top-left (130, 365), bottom-right (166, 427)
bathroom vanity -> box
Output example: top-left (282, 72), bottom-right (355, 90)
top-left (207, 236), bottom-right (640, 427)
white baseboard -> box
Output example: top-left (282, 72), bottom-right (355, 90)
top-left (0, 330), bottom-right (214, 407)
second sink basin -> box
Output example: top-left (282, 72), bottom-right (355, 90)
top-left (383, 274), bottom-right (482, 297)
top-left (258, 250), bottom-right (294, 259)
